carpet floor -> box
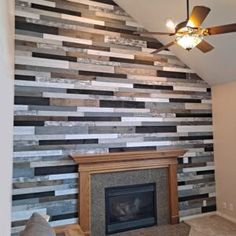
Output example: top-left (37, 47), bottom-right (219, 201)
top-left (186, 214), bottom-right (236, 236)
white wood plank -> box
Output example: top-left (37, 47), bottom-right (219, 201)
top-left (43, 34), bottom-right (92, 45)
top-left (61, 14), bottom-right (105, 26)
top-left (15, 56), bottom-right (69, 69)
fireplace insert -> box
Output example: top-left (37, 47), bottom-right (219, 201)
top-left (105, 183), bottom-right (157, 234)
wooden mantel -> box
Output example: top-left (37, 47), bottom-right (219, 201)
top-left (71, 149), bottom-right (186, 236)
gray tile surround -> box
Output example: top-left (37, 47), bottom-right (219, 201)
top-left (91, 169), bottom-right (169, 236)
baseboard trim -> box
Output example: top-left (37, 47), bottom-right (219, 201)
top-left (216, 211), bottom-right (236, 224)
top-left (180, 211), bottom-right (216, 222)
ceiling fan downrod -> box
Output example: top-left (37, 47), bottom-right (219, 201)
top-left (187, 0), bottom-right (190, 20)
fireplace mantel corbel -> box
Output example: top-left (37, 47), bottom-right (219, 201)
top-left (71, 149), bottom-right (187, 236)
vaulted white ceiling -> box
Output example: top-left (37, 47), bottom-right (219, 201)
top-left (115, 0), bottom-right (236, 85)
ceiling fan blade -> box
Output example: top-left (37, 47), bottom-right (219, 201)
top-left (188, 6), bottom-right (211, 27)
top-left (151, 41), bottom-right (175, 54)
top-left (206, 23), bottom-right (236, 35)
top-left (196, 40), bottom-right (214, 53)
top-left (134, 31), bottom-right (174, 36)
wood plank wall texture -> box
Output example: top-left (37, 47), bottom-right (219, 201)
top-left (13, 0), bottom-right (215, 234)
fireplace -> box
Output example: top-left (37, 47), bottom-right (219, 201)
top-left (105, 183), bottom-right (157, 234)
top-left (71, 149), bottom-right (187, 235)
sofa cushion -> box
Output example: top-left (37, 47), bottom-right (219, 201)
top-left (20, 213), bottom-right (55, 236)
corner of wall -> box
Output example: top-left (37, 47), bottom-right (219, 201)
top-left (0, 0), bottom-right (15, 235)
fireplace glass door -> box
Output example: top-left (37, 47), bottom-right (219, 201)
top-left (105, 183), bottom-right (157, 234)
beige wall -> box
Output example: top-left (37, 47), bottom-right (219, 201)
top-left (0, 0), bottom-right (14, 235)
top-left (212, 81), bottom-right (236, 220)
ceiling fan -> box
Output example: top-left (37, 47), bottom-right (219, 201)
top-left (134, 0), bottom-right (236, 53)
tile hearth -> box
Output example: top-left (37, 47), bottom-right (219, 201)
top-left (114, 223), bottom-right (191, 236)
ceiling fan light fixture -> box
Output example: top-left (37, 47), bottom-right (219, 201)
top-left (176, 34), bottom-right (203, 50)
top-left (136, 1), bottom-right (236, 53)
top-left (176, 27), bottom-right (203, 50)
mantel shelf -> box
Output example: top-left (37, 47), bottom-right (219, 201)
top-left (71, 149), bottom-right (187, 165)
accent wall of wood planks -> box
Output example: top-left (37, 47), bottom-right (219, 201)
top-left (13, 0), bottom-right (215, 234)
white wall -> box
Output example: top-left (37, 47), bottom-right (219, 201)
top-left (0, 0), bottom-right (14, 235)
top-left (212, 81), bottom-right (236, 220)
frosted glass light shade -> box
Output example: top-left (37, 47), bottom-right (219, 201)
top-left (176, 27), bottom-right (203, 50)
top-left (176, 34), bottom-right (203, 50)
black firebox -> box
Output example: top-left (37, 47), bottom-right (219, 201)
top-left (105, 183), bottom-right (157, 234)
